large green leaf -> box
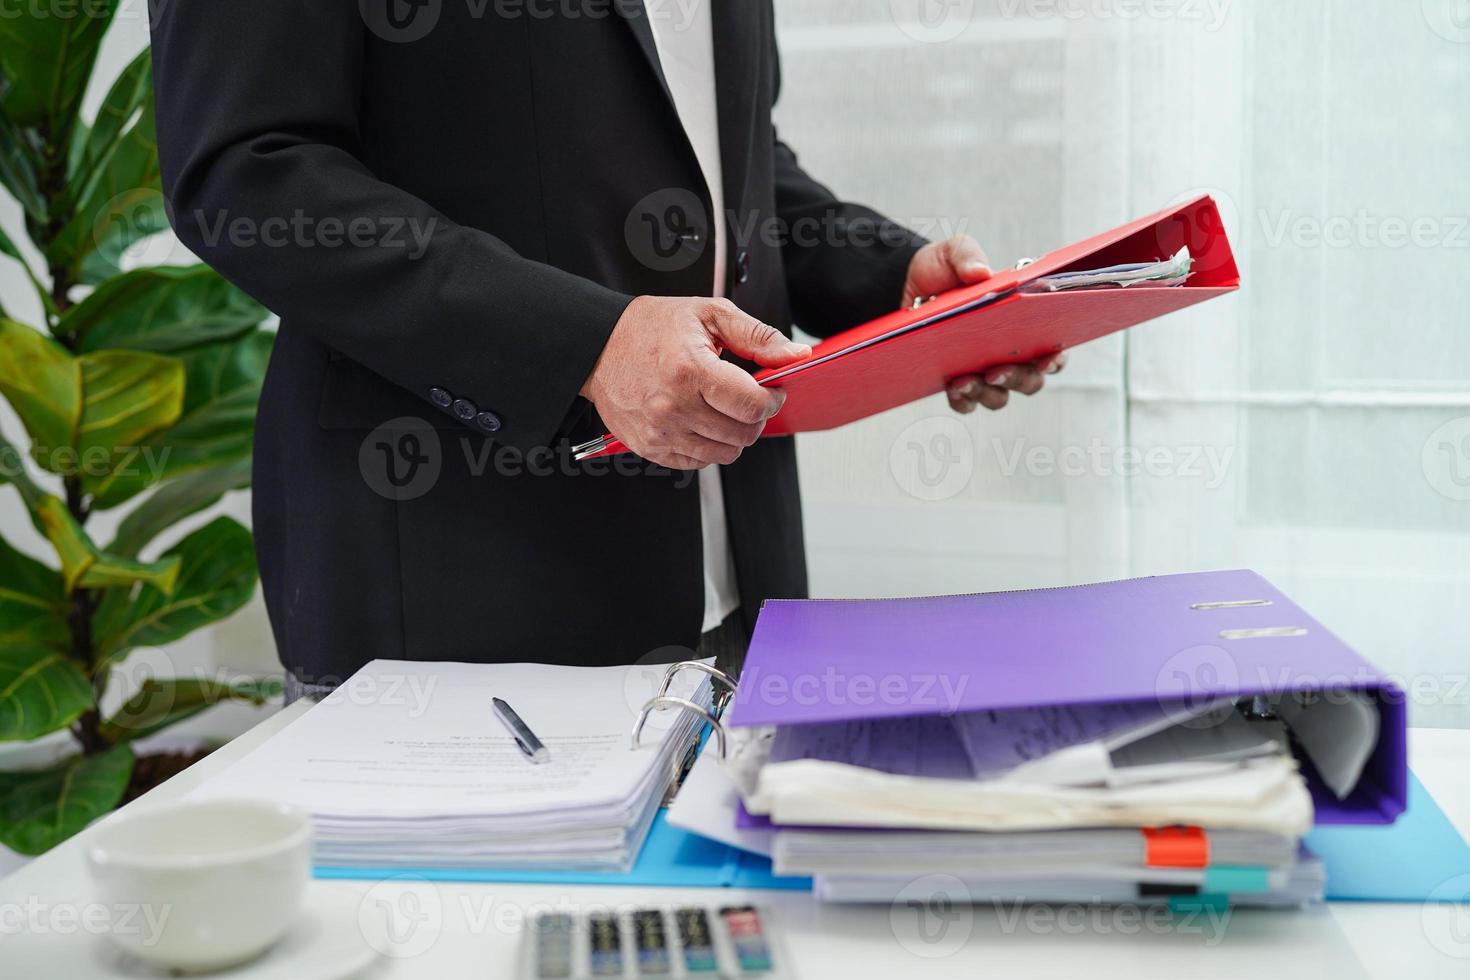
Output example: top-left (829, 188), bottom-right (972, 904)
top-left (0, 317), bottom-right (74, 455)
top-left (0, 105), bottom-right (45, 225)
top-left (95, 517), bottom-right (257, 662)
top-left (0, 745), bottom-right (134, 855)
top-left (0, 222), bottom-right (53, 321)
top-left (0, 645), bottom-right (91, 742)
top-left (100, 677), bottom-right (278, 745)
top-left (36, 496), bottom-right (180, 596)
top-left (107, 456), bottom-right (253, 559)
top-left (46, 101), bottom-right (161, 280)
top-left (0, 433), bottom-right (48, 539)
top-left (0, 318), bottom-right (185, 481)
top-left (87, 329), bottom-right (270, 509)
top-left (59, 49), bottom-right (151, 221)
top-left (63, 265), bottom-right (268, 354)
top-left (77, 192), bottom-right (167, 287)
top-left (0, 0), bottom-right (117, 140)
top-left (0, 535), bottom-right (68, 652)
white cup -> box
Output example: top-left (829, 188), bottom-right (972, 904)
top-left (86, 799), bottom-right (313, 973)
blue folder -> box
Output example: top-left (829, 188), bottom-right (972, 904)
top-left (1309, 771), bottom-right (1470, 902)
top-left (314, 811), bottom-right (813, 890)
top-left (316, 776), bottom-right (1468, 902)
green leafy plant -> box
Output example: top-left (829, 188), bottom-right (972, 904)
top-left (0, 3), bottom-right (277, 854)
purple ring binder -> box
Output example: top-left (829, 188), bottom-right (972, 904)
top-left (726, 570), bottom-right (1406, 826)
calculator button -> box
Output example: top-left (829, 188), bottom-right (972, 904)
top-left (675, 907), bottom-right (719, 974)
top-left (720, 906), bottom-right (774, 973)
top-left (634, 909), bottom-right (671, 975)
top-left (588, 913), bottom-right (623, 977)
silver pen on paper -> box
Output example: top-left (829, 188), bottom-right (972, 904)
top-left (493, 697), bottom-right (550, 764)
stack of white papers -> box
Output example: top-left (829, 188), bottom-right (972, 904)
top-left (742, 699), bottom-right (1313, 835)
top-left (812, 848), bottom-right (1326, 907)
top-left (195, 660), bottom-right (709, 872)
top-left (1023, 246), bottom-right (1193, 291)
top-left (773, 826), bottom-right (1298, 878)
top-left (667, 697), bottom-right (1331, 907)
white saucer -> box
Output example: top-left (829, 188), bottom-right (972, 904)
top-left (90, 887), bottom-right (380, 980)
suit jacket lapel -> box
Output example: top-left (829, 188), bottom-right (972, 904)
top-left (711, 0), bottom-right (762, 216)
top-left (620, 0), bottom-right (763, 230)
top-left (618, 0), bottom-right (676, 110)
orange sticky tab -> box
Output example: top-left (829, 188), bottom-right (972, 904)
top-left (1142, 826), bottom-right (1209, 868)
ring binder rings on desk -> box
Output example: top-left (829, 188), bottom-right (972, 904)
top-left (633, 661), bottom-right (738, 761)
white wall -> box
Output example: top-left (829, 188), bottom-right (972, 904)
top-left (777, 0), bottom-right (1470, 727)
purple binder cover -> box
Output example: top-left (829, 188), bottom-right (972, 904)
top-left (728, 570), bottom-right (1406, 825)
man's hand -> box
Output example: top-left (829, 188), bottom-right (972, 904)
top-left (582, 296), bottom-right (811, 469)
top-left (903, 234), bottom-right (1068, 415)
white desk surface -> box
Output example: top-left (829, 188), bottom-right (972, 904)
top-left (4, 704), bottom-right (1468, 980)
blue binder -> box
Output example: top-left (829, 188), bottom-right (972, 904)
top-left (315, 778), bottom-right (1469, 902)
top-left (1309, 771), bottom-right (1470, 902)
top-left (314, 811), bottom-right (812, 890)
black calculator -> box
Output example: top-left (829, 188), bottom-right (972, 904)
top-left (520, 904), bottom-right (786, 979)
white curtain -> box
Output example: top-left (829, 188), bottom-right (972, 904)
top-left (777, 0), bottom-right (1470, 726)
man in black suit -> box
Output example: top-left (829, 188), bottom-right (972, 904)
top-left (150, 0), bottom-right (1062, 693)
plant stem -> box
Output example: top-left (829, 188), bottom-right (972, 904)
top-left (48, 215), bottom-right (104, 754)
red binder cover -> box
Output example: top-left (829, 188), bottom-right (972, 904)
top-left (581, 195), bottom-right (1236, 455)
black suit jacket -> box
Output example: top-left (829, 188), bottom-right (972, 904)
top-left (151, 0), bottom-right (922, 682)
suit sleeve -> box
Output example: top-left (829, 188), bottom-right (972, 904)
top-left (766, 9), bottom-right (927, 338)
top-left (149, 0), bottom-right (631, 452)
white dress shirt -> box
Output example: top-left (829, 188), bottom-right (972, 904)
top-left (645, 3), bottom-right (741, 633)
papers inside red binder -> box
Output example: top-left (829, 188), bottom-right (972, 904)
top-left (575, 194), bottom-right (1237, 458)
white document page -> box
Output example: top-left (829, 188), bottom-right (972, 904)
top-left (195, 659), bottom-right (701, 819)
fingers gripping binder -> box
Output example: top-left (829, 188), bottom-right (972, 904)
top-left (577, 195), bottom-right (1238, 459)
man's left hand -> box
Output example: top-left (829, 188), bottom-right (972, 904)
top-left (902, 234), bottom-right (1067, 415)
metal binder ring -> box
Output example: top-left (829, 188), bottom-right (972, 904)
top-left (656, 661), bottom-right (738, 701)
top-left (631, 696), bottom-right (728, 760)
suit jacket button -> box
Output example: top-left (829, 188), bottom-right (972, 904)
top-left (735, 250), bottom-right (751, 284)
top-left (451, 398), bottom-right (478, 421)
top-left (475, 411), bottom-right (502, 433)
top-left (429, 387), bottom-right (453, 409)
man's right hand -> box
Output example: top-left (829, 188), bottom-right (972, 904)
top-left (580, 296), bottom-right (812, 470)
